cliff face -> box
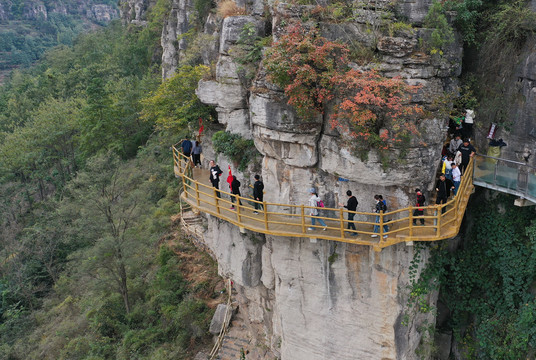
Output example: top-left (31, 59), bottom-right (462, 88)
top-left (0, 0), bottom-right (118, 21)
top-left (129, 0), bottom-right (466, 357)
top-left (475, 40), bottom-right (536, 166)
top-left (203, 219), bottom-right (436, 359)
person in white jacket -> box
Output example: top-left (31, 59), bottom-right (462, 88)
top-left (308, 188), bottom-right (327, 231)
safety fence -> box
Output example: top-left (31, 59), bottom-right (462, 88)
top-left (172, 146), bottom-right (474, 250)
top-left (473, 154), bottom-right (536, 202)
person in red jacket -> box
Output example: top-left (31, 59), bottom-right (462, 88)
top-left (413, 188), bottom-right (426, 225)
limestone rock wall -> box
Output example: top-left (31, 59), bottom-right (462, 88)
top-left (474, 40), bottom-right (536, 167)
top-left (152, 0), bottom-right (464, 358)
top-left (202, 217), bottom-right (435, 359)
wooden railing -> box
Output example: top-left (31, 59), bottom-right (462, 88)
top-left (172, 146), bottom-right (474, 251)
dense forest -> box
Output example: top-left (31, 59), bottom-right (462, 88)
top-left (0, 0), bottom-right (535, 358)
top-left (0, 1), bottom-right (221, 358)
top-left (0, 0), bottom-right (118, 79)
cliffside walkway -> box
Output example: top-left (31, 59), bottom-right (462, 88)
top-left (173, 146), bottom-right (474, 251)
top-left (473, 154), bottom-right (536, 204)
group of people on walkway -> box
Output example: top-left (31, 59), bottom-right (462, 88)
top-left (185, 133), bottom-right (475, 238)
top-left (180, 136), bottom-right (203, 168)
top-left (436, 137), bottom-right (476, 213)
top-left (207, 159), bottom-right (265, 212)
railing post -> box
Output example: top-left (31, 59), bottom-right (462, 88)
top-left (493, 159), bottom-right (498, 185)
top-left (380, 211), bottom-right (384, 239)
top-left (263, 201), bottom-right (269, 231)
top-left (214, 188), bottom-right (220, 215)
top-left (182, 173), bottom-right (188, 198)
top-left (409, 206), bottom-right (414, 238)
top-left (339, 208), bottom-right (345, 238)
top-left (436, 205), bottom-right (442, 237)
top-left (195, 182), bottom-right (200, 206)
top-left (236, 196), bottom-right (241, 223)
top-left (301, 205), bottom-right (306, 234)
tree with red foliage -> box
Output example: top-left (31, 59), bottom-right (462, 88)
top-left (330, 69), bottom-right (423, 150)
top-left (264, 23), bottom-right (349, 120)
top-left (264, 22), bottom-right (423, 150)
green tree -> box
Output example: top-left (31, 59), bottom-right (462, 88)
top-left (141, 65), bottom-right (216, 133)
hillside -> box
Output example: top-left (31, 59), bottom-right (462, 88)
top-left (0, 0), bottom-right (118, 83)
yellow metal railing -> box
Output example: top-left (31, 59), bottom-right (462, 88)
top-left (173, 146), bottom-right (474, 250)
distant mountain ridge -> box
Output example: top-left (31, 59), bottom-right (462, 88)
top-left (0, 0), bottom-right (119, 82)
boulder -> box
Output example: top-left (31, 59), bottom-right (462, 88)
top-left (377, 36), bottom-right (418, 58)
top-left (196, 80), bottom-right (247, 109)
top-left (209, 303), bottom-right (233, 334)
top-left (253, 126), bottom-right (318, 167)
top-left (220, 16), bottom-right (264, 55)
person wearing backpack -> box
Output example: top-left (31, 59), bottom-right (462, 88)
top-left (413, 188), bottom-right (426, 225)
top-left (372, 194), bottom-right (388, 238)
top-left (307, 188), bottom-right (327, 231)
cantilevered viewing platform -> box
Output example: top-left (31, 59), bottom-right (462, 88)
top-left (172, 146), bottom-right (475, 251)
top-left (473, 154), bottom-right (536, 205)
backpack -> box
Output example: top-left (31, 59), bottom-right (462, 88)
top-left (379, 201), bottom-right (387, 212)
top-left (417, 193), bottom-right (426, 207)
top-left (317, 199), bottom-right (325, 208)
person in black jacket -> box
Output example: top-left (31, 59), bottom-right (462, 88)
top-left (339, 190), bottom-right (358, 234)
top-left (209, 160), bottom-right (223, 198)
top-left (413, 188), bottom-right (426, 225)
top-left (456, 139), bottom-right (476, 175)
top-left (253, 174), bottom-right (264, 214)
top-left (435, 174), bottom-right (454, 214)
top-left (230, 176), bottom-right (242, 209)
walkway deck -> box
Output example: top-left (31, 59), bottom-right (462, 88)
top-left (173, 147), bottom-right (474, 251)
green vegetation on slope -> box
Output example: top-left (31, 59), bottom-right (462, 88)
top-left (407, 192), bottom-right (536, 358)
top-left (0, 0), bottom-right (118, 72)
top-left (0, 5), bottom-right (221, 358)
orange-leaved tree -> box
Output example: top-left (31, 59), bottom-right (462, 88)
top-left (264, 22), bottom-right (349, 120)
top-left (330, 69), bottom-right (423, 150)
top-left (264, 22), bottom-right (423, 150)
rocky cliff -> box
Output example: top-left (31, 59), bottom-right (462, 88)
top-left (0, 0), bottom-right (118, 22)
top-left (124, 0), bottom-right (468, 358)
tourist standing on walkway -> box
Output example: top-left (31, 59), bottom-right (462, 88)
top-left (230, 176), bottom-right (242, 209)
top-left (442, 155), bottom-right (454, 181)
top-left (209, 160), bottom-right (223, 198)
top-left (412, 188), bottom-right (426, 225)
top-left (192, 140), bottom-right (202, 168)
top-left (181, 136), bottom-right (192, 158)
top-left (339, 190), bottom-right (358, 234)
top-left (449, 134), bottom-right (462, 157)
top-left (253, 174), bottom-right (264, 214)
top-left (463, 109), bottom-right (475, 140)
top-left (435, 174), bottom-right (454, 214)
top-left (451, 163), bottom-right (461, 196)
top-left (308, 188), bottom-right (327, 231)
top-left (372, 194), bottom-right (388, 238)
top-left (457, 139), bottom-right (476, 174)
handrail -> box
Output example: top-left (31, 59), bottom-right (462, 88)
top-left (475, 153), bottom-right (536, 169)
top-left (172, 146), bottom-right (474, 250)
top-left (473, 153), bottom-right (536, 201)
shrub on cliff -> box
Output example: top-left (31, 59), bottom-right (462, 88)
top-left (264, 22), bottom-right (423, 151)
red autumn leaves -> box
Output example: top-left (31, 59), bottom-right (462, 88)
top-left (264, 22), bottom-right (423, 150)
